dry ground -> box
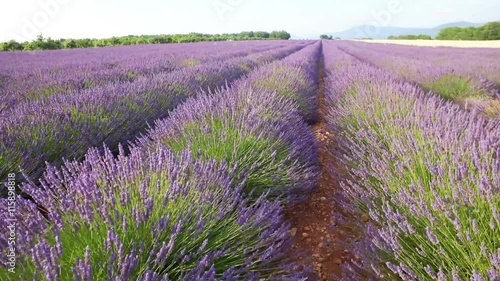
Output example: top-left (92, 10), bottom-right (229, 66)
top-left (355, 39), bottom-right (500, 48)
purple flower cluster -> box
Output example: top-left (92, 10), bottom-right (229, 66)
top-left (0, 42), bottom-right (311, 184)
top-left (332, 41), bottom-right (500, 120)
top-left (4, 147), bottom-right (295, 280)
top-left (333, 40), bottom-right (500, 90)
top-left (323, 41), bottom-right (500, 280)
top-left (244, 41), bottom-right (321, 123)
top-left (0, 41), bottom-right (290, 108)
top-left (135, 42), bottom-right (320, 202)
top-left (135, 86), bottom-right (318, 202)
top-left (0, 40), bottom-right (321, 280)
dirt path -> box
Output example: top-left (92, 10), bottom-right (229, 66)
top-left (286, 50), bottom-right (358, 280)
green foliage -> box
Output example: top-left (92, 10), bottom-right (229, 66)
top-left (0, 31), bottom-right (292, 52)
top-left (22, 34), bottom-right (63, 51)
top-left (436, 22), bottom-right (500, 40)
top-left (1, 40), bottom-right (24, 51)
top-left (62, 39), bottom-right (78, 49)
top-left (320, 34), bottom-right (333, 40)
top-left (420, 74), bottom-right (500, 117)
top-left (254, 31), bottom-right (270, 39)
top-left (422, 74), bottom-right (491, 101)
top-left (269, 30), bottom-right (291, 40)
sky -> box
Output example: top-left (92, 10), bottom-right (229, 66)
top-left (0, 0), bottom-right (499, 41)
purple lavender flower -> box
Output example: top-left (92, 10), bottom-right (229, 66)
top-left (7, 146), bottom-right (301, 280)
top-left (323, 40), bottom-right (500, 280)
top-left (0, 42), bottom-right (309, 185)
top-left (134, 71), bottom-right (319, 201)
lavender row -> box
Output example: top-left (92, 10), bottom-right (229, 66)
top-left (243, 41), bottom-right (321, 123)
top-left (335, 40), bottom-right (500, 87)
top-left (334, 41), bottom-right (500, 118)
top-left (0, 43), bottom-right (309, 185)
top-left (1, 148), bottom-right (308, 280)
top-left (135, 41), bottom-right (321, 201)
top-left (0, 43), bottom-right (321, 279)
top-left (323, 42), bottom-right (500, 280)
top-left (0, 41), bottom-right (295, 109)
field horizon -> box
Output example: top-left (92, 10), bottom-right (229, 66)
top-left (356, 39), bottom-right (500, 48)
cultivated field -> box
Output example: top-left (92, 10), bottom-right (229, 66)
top-left (1, 40), bottom-right (499, 280)
top-left (357, 39), bottom-right (500, 48)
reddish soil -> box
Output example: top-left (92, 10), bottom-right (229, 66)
top-left (286, 56), bottom-right (360, 280)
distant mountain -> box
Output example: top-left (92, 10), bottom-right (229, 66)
top-left (434, 21), bottom-right (484, 30)
top-left (323, 21), bottom-right (484, 40)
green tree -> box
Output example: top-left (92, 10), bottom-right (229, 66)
top-left (436, 22), bottom-right (500, 40)
top-left (270, 31), bottom-right (291, 40)
top-left (62, 39), bottom-right (78, 49)
top-left (418, 35), bottom-right (432, 40)
top-left (75, 38), bottom-right (94, 48)
top-left (0, 30), bottom-right (294, 52)
top-left (483, 22), bottom-right (500, 40)
top-left (240, 31), bottom-right (255, 38)
top-left (93, 40), bottom-right (107, 48)
top-left (254, 31), bottom-right (270, 39)
top-left (436, 27), bottom-right (462, 40)
top-left (2, 40), bottom-right (23, 51)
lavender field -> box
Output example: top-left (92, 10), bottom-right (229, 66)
top-left (1, 40), bottom-right (500, 280)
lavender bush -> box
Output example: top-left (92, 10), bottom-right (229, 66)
top-left (1, 146), bottom-right (304, 280)
top-left (0, 40), bottom-right (322, 280)
top-left (324, 42), bottom-right (500, 280)
top-left (135, 82), bottom-right (318, 202)
top-left (133, 42), bottom-right (320, 202)
top-left (0, 43), bottom-right (308, 185)
top-left (334, 41), bottom-right (500, 118)
top-left (334, 40), bottom-right (500, 87)
top-left (0, 41), bottom-right (294, 108)
top-left (246, 41), bottom-right (321, 123)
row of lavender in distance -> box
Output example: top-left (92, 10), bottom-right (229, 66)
top-left (0, 42), bottom-right (310, 187)
top-left (0, 42), bottom-right (322, 280)
top-left (336, 40), bottom-right (500, 87)
top-left (323, 41), bottom-right (500, 280)
top-left (135, 41), bottom-right (321, 202)
top-left (245, 41), bottom-right (321, 124)
top-left (0, 41), bottom-right (293, 109)
top-left (335, 41), bottom-right (500, 118)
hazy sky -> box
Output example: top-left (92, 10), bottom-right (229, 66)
top-left (1, 0), bottom-right (499, 41)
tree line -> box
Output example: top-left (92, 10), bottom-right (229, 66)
top-left (386, 22), bottom-right (500, 40)
top-left (436, 22), bottom-right (500, 40)
top-left (319, 34), bottom-right (341, 40)
top-left (0, 31), bottom-right (292, 52)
